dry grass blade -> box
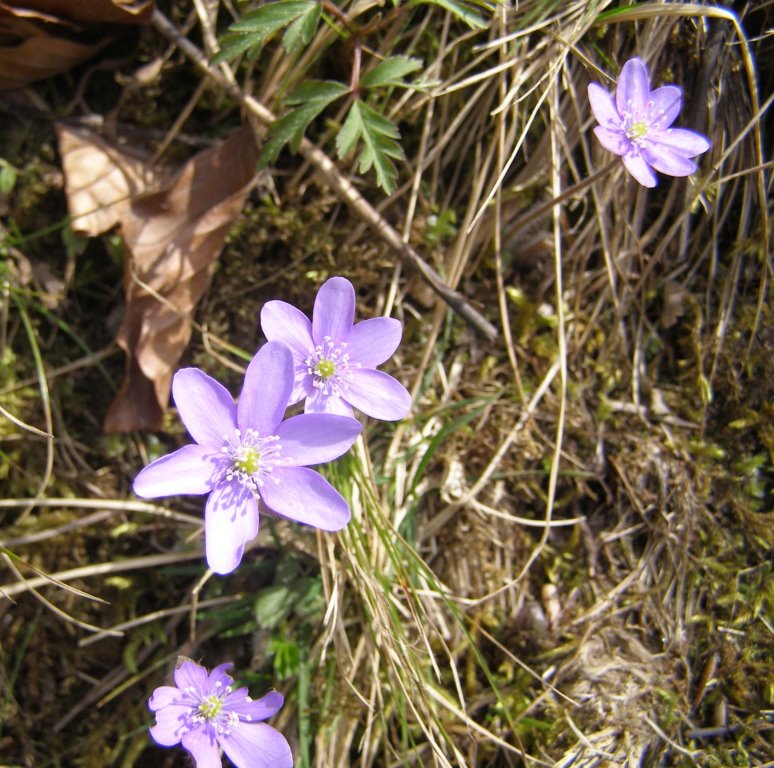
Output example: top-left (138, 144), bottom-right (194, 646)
top-left (9, 292), bottom-right (54, 522)
top-left (78, 595), bottom-right (240, 647)
top-left (0, 550), bottom-right (203, 599)
top-left (1, 552), bottom-right (117, 634)
top-left (0, 496), bottom-right (203, 526)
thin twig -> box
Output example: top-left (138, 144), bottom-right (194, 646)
top-left (79, 595), bottom-right (239, 647)
top-left (0, 551), bottom-right (203, 599)
top-left (0, 510), bottom-right (113, 547)
top-left (0, 497), bottom-right (202, 528)
top-left (1, 553), bottom-right (119, 636)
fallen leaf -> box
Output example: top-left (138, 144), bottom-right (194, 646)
top-left (103, 125), bottom-right (259, 432)
top-left (0, 18), bottom-right (109, 89)
top-left (4, 0), bottom-right (153, 26)
top-left (660, 281), bottom-right (688, 329)
top-left (56, 123), bottom-right (168, 236)
top-left (0, 0), bottom-right (153, 89)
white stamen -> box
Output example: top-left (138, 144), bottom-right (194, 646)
top-left (304, 336), bottom-right (359, 397)
top-left (220, 428), bottom-right (282, 494)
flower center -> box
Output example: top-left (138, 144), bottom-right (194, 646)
top-left (221, 428), bottom-right (281, 493)
top-left (234, 446), bottom-right (260, 475)
top-left (315, 358), bottom-right (336, 379)
top-left (186, 682), bottom-right (243, 737)
top-left (305, 336), bottom-right (354, 396)
top-left (625, 119), bottom-right (650, 141)
top-left (198, 694), bottom-right (224, 720)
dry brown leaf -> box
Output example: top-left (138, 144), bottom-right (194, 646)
top-left (56, 124), bottom-right (169, 236)
top-left (0, 0), bottom-right (153, 89)
top-left (103, 125), bottom-right (259, 433)
top-left (4, 0), bottom-right (153, 26)
top-left (660, 281), bottom-right (688, 329)
top-left (0, 21), bottom-right (109, 88)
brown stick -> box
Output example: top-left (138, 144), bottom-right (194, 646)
top-left (151, 9), bottom-right (498, 341)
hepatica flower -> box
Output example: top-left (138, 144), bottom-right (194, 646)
top-left (149, 659), bottom-right (292, 768)
top-left (133, 342), bottom-right (361, 574)
top-left (588, 57), bottom-right (710, 187)
top-left (261, 276), bottom-right (411, 420)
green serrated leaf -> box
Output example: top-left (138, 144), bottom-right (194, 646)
top-left (284, 80), bottom-right (348, 106)
top-left (336, 103), bottom-right (362, 160)
top-left (271, 638), bottom-right (301, 680)
top-left (255, 584), bottom-right (294, 630)
top-left (0, 159), bottom-right (16, 195)
top-left (282, 2), bottom-right (321, 52)
top-left (292, 576), bottom-right (323, 622)
top-left (336, 100), bottom-right (404, 193)
top-left (360, 55), bottom-right (424, 90)
top-left (214, 0), bottom-right (320, 62)
top-left (408, 0), bottom-right (488, 28)
top-left (259, 80), bottom-right (348, 166)
top-left (230, 0), bottom-right (316, 34)
top-left (211, 33), bottom-right (263, 65)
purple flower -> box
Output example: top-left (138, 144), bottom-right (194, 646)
top-left (588, 57), bottom-right (711, 187)
top-left (260, 276), bottom-right (411, 421)
top-left (149, 659), bottom-right (292, 768)
top-left (133, 342), bottom-right (361, 574)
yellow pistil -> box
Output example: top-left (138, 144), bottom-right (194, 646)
top-left (626, 120), bottom-right (649, 141)
top-left (198, 695), bottom-right (224, 720)
top-left (235, 447), bottom-right (260, 475)
top-left (315, 359), bottom-right (336, 379)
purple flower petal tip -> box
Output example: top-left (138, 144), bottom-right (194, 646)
top-left (589, 56), bottom-right (710, 187)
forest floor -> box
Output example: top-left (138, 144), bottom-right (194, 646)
top-left (0, 1), bottom-right (772, 767)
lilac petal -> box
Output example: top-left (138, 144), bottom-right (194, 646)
top-left (275, 413), bottom-right (361, 466)
top-left (646, 85), bottom-right (682, 130)
top-left (223, 690), bottom-right (285, 722)
top-left (592, 126), bottom-right (629, 157)
top-left (173, 368), bottom-right (237, 448)
top-left (133, 444), bottom-right (222, 498)
top-left (206, 663), bottom-right (235, 693)
top-left (220, 723), bottom-right (293, 768)
top-left (182, 725), bottom-right (222, 768)
top-left (587, 83), bottom-right (621, 128)
top-left (261, 467), bottom-right (350, 530)
top-left (641, 143), bottom-right (699, 177)
top-left (149, 685), bottom-right (184, 711)
top-left (650, 127), bottom-right (711, 157)
top-left (346, 317), bottom-right (402, 367)
top-left (621, 150), bottom-right (658, 188)
top-left (204, 482), bottom-right (260, 574)
top-left (238, 342), bottom-right (294, 435)
top-left (616, 57), bottom-right (650, 116)
top-left (260, 300), bottom-right (314, 363)
top-left (174, 660), bottom-right (209, 693)
top-left (312, 277), bottom-right (355, 344)
top-left (304, 388), bottom-right (354, 417)
top-left (290, 370), bottom-right (313, 405)
top-left (149, 704), bottom-right (191, 746)
top-left (344, 368), bottom-right (412, 421)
